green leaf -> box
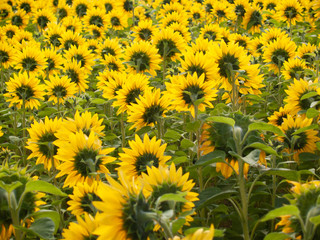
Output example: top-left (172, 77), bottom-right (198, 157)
top-left (264, 232), bottom-right (292, 240)
top-left (292, 124), bottom-right (318, 135)
top-left (242, 149), bottom-right (261, 165)
top-left (301, 91), bottom-right (318, 100)
top-left (180, 139), bottom-right (194, 149)
top-left (306, 108), bottom-right (319, 119)
top-left (310, 215), bottom-right (320, 227)
top-left (196, 187), bottom-right (237, 210)
top-left (185, 120), bottom-right (201, 132)
top-left (91, 98), bottom-right (107, 104)
top-left (248, 122), bottom-right (285, 137)
top-left (264, 168), bottom-right (300, 181)
top-left (172, 218), bottom-right (186, 234)
top-left (206, 116), bottom-right (235, 127)
top-left (260, 205), bottom-right (300, 222)
top-left (25, 180), bottom-right (67, 196)
top-left (172, 156), bottom-right (188, 164)
top-left (246, 142), bottom-right (279, 156)
top-left (31, 210), bottom-right (60, 233)
top-left (156, 192), bottom-right (187, 204)
top-left (194, 150), bottom-right (226, 167)
top-left (104, 133), bottom-right (118, 141)
top-left (299, 152), bottom-right (320, 161)
top-left (29, 217), bottom-right (55, 239)
top-left (184, 227), bottom-right (223, 237)
top-left (0, 180), bottom-right (22, 193)
top-left (164, 129), bottom-right (181, 141)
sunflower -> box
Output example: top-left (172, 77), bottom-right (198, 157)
top-left (0, 3), bottom-right (12, 20)
top-left (117, 134), bottom-right (171, 180)
top-left (124, 40), bottom-right (162, 76)
top-left (42, 48), bottom-right (64, 76)
top-left (12, 45), bottom-right (46, 77)
top-left (10, 29), bottom-right (33, 46)
top-left (127, 88), bottom-right (170, 131)
top-left (64, 45), bottom-right (95, 73)
top-left (242, 5), bottom-right (264, 33)
top-left (97, 38), bottom-right (122, 59)
top-left (0, 41), bottom-right (15, 69)
top-left (279, 115), bottom-right (320, 162)
top-left (203, 0), bottom-right (215, 15)
top-left (141, 164), bottom-right (199, 230)
top-left (60, 30), bottom-right (86, 51)
top-left (229, 33), bottom-right (251, 50)
top-left (188, 38), bottom-right (215, 56)
top-left (297, 43), bottom-right (318, 69)
top-left (262, 37), bottom-right (297, 73)
top-left (55, 110), bottom-right (105, 143)
top-left (71, 0), bottom-right (92, 18)
top-left (0, 126), bottom-right (3, 138)
top-left (165, 73), bottom-right (217, 118)
top-left (56, 2), bottom-right (72, 22)
top-left (62, 59), bottom-right (89, 93)
top-left (83, 7), bottom-right (108, 29)
top-left (99, 70), bottom-right (126, 101)
top-left (152, 28), bottom-right (187, 61)
top-left (198, 23), bottom-right (222, 42)
top-left (4, 72), bottom-right (45, 109)
top-left (282, 58), bottom-right (308, 81)
top-left (211, 0), bottom-right (234, 23)
top-left (61, 213), bottom-right (100, 240)
top-left (132, 5), bottom-right (146, 25)
top-left (10, 9), bottom-right (29, 28)
top-left (45, 75), bottom-right (78, 104)
top-left (98, 0), bottom-right (116, 14)
top-left (85, 39), bottom-right (99, 56)
top-left (101, 55), bottom-right (124, 72)
top-left (179, 51), bottom-right (219, 82)
top-left (132, 19), bottom-right (157, 42)
top-left (187, 2), bottom-right (206, 24)
top-left (268, 106), bottom-right (292, 127)
top-left (26, 117), bottom-right (62, 170)
top-left (158, 2), bottom-right (185, 19)
top-left (93, 172), bottom-right (155, 240)
top-left (260, 27), bottom-right (290, 46)
top-left (55, 130), bottom-right (115, 188)
top-left (284, 79), bottom-right (319, 115)
top-left (1, 24), bottom-right (20, 39)
top-left (0, 224), bottom-right (13, 240)
top-left (232, 0), bottom-right (249, 21)
top-left (172, 225), bottom-right (215, 240)
top-left (107, 9), bottom-right (128, 30)
top-left (275, 0), bottom-right (303, 25)
top-left (159, 10), bottom-right (189, 29)
top-left (43, 22), bottom-right (63, 48)
top-left (67, 180), bottom-right (102, 216)
top-left (61, 16), bottom-right (83, 33)
top-left (248, 37), bottom-right (264, 58)
top-left (117, 0), bottom-right (134, 16)
top-left (167, 22), bottom-right (191, 43)
top-left (33, 8), bottom-right (56, 30)
top-left (112, 72), bottom-right (151, 114)
top-left (264, 0), bottom-right (278, 19)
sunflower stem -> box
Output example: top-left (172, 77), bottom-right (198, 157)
top-left (120, 112), bottom-right (126, 148)
top-left (271, 155), bottom-right (277, 232)
top-left (21, 98), bottom-right (27, 167)
top-left (162, 56), bottom-right (167, 82)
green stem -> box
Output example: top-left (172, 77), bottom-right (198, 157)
top-left (21, 98), bottom-right (27, 166)
top-left (162, 56), bottom-right (167, 82)
top-left (8, 191), bottom-right (23, 240)
top-left (120, 113), bottom-right (126, 148)
top-left (271, 155), bottom-right (277, 232)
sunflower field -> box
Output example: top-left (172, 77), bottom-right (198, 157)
top-left (2, 0), bottom-right (320, 239)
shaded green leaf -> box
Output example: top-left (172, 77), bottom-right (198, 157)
top-left (25, 180), bottom-right (67, 196)
top-left (306, 108), bottom-right (319, 119)
top-left (292, 124), bottom-right (318, 135)
top-left (164, 129), bottom-right (181, 141)
top-left (264, 232), bottom-right (292, 240)
top-left (29, 217), bottom-right (55, 239)
top-left (180, 139), bottom-right (194, 149)
top-left (246, 142), bottom-right (279, 156)
top-left (31, 210), bottom-right (60, 233)
top-left (196, 187), bottom-right (237, 210)
top-left (206, 116), bottom-right (235, 127)
top-left (185, 120), bottom-right (201, 132)
top-left (172, 218), bottom-right (186, 234)
top-left (248, 122), bottom-right (285, 137)
top-left (260, 205), bottom-right (300, 222)
top-left (301, 91), bottom-right (318, 100)
top-left (194, 150), bottom-right (226, 167)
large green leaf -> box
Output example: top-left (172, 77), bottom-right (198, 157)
top-left (194, 150), bottom-right (226, 167)
top-left (29, 217), bottom-right (55, 239)
top-left (31, 210), bottom-right (60, 233)
top-left (260, 205), bottom-right (300, 222)
top-left (196, 187), bottom-right (237, 210)
top-left (264, 232), bottom-right (292, 240)
top-left (242, 149), bottom-right (261, 165)
top-left (25, 180), bottom-right (67, 196)
top-left (264, 168), bottom-right (315, 181)
top-left (246, 142), bottom-right (279, 157)
top-left (206, 116), bottom-right (235, 127)
top-left (248, 122), bottom-right (285, 137)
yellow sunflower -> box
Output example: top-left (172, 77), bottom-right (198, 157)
top-left (10, 9), bottom-right (29, 28)
top-left (83, 7), bottom-right (108, 29)
top-left (275, 0), bottom-right (303, 25)
top-left (127, 88), bottom-right (170, 131)
top-left (43, 22), bottom-right (63, 49)
top-left (262, 36), bottom-right (296, 73)
top-left (101, 55), bottom-right (124, 72)
top-left (242, 5), bottom-right (264, 33)
top-left (117, 0), bottom-right (134, 16)
top-left (187, 2), bottom-right (206, 24)
top-left (232, 0), bottom-right (250, 21)
top-left (10, 29), bottom-right (33, 46)
top-left (62, 59), bottom-right (89, 93)
top-left (141, 164), bottom-right (198, 229)
top-left (297, 43), bottom-right (317, 69)
top-left (179, 51), bottom-right (219, 82)
top-left (93, 172), bottom-right (155, 240)
top-left (284, 79), bottom-right (319, 115)
top-left (188, 38), bottom-right (215, 56)
top-left (67, 180), bottom-right (102, 216)
top-left (248, 37), bottom-right (263, 57)
top-left (279, 115), bottom-right (320, 162)
top-left (33, 8), bottom-right (56, 30)
top-left (0, 3), bottom-right (12, 21)
top-left (152, 27), bottom-right (187, 61)
top-left (4, 72), bottom-right (45, 109)
top-left (165, 73), bottom-right (217, 118)
top-left (12, 45), bottom-right (46, 77)
top-left (124, 40), bottom-right (162, 76)
top-left (282, 58), bottom-right (308, 81)
top-left (71, 0), bottom-right (92, 18)
top-left (0, 224), bottom-right (14, 240)
top-left (132, 19), bottom-right (157, 42)
top-left (159, 11), bottom-right (189, 29)
top-left (0, 126), bottom-right (3, 138)
top-left (0, 40), bottom-right (16, 69)
top-left (55, 110), bottom-right (105, 143)
top-left (97, 38), bottom-right (122, 59)
top-left (42, 48), bottom-right (64, 76)
top-left (45, 75), bottom-right (78, 104)
top-left (56, 2), bottom-right (72, 22)
top-left (26, 116), bottom-right (63, 170)
top-left (61, 213), bottom-right (100, 240)
top-left (107, 9), bottom-right (128, 30)
top-left (98, 70), bottom-right (126, 101)
top-left (172, 225), bottom-right (214, 240)
top-left (98, 0), bottom-right (117, 14)
top-left (64, 45), bottom-right (95, 73)
top-left (112, 72), bottom-right (151, 114)
top-left (268, 106), bottom-right (292, 127)
top-left (260, 27), bottom-right (290, 46)
top-left (211, 0), bottom-right (235, 23)
top-left (55, 130), bottom-right (115, 188)
top-left (198, 23), bottom-right (222, 41)
top-left (1, 24), bottom-right (20, 39)
top-left (157, 2), bottom-right (185, 19)
top-left (264, 0), bottom-right (278, 19)
top-left (229, 33), bottom-right (251, 50)
top-left (117, 134), bottom-right (171, 180)
top-left (60, 30), bottom-right (86, 51)
top-left (61, 16), bottom-right (83, 33)
top-left (86, 38), bottom-right (99, 56)
top-left (167, 22), bottom-right (191, 43)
